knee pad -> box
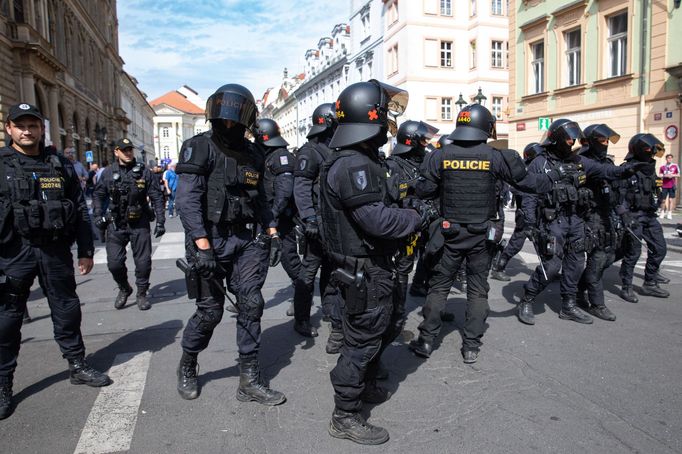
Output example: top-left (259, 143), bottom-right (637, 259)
top-left (237, 293), bottom-right (264, 322)
top-left (193, 307), bottom-right (223, 334)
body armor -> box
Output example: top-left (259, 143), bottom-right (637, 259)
top-left (319, 149), bottom-right (396, 259)
top-left (108, 162), bottom-right (151, 228)
top-left (539, 156), bottom-right (591, 217)
top-left (440, 144), bottom-right (497, 224)
top-left (621, 167), bottom-right (660, 213)
top-left (386, 154), bottom-right (420, 204)
top-left (0, 148), bottom-right (75, 243)
top-left (295, 141), bottom-right (332, 209)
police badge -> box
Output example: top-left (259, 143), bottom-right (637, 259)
top-left (183, 146), bottom-right (193, 162)
top-left (299, 158), bottom-right (307, 170)
top-left (353, 170), bottom-right (367, 190)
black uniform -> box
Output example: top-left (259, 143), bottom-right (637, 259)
top-left (414, 142), bottom-right (558, 356)
top-left (93, 160), bottom-right (165, 296)
top-left (0, 146), bottom-right (109, 396)
top-left (263, 145), bottom-right (300, 283)
top-left (321, 148), bottom-right (420, 414)
top-left (292, 140), bottom-right (340, 328)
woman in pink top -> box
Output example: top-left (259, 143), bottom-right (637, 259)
top-left (658, 154), bottom-right (679, 220)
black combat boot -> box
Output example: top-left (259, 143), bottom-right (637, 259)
top-left (408, 336), bottom-right (433, 358)
top-left (136, 287), bottom-right (151, 311)
top-left (653, 272), bottom-right (670, 284)
top-left (639, 281), bottom-right (670, 298)
top-left (575, 290), bottom-right (589, 310)
top-left (558, 296), bottom-right (593, 324)
top-left (328, 408), bottom-right (389, 445)
top-left (517, 294), bottom-right (536, 325)
top-left (0, 383), bottom-right (13, 420)
top-left (114, 281), bottom-right (133, 309)
top-left (177, 352), bottom-right (199, 400)
top-left (619, 284), bottom-right (639, 303)
top-left (68, 356), bottom-right (112, 387)
top-left (326, 327), bottom-right (344, 354)
top-left (375, 360), bottom-right (389, 380)
top-left (236, 357), bottom-right (286, 406)
top-left (490, 255), bottom-right (511, 282)
top-left (294, 320), bottom-right (318, 337)
top-left (360, 381), bottom-right (391, 404)
top-left (588, 304), bottom-right (616, 321)
top-left (462, 350), bottom-right (479, 364)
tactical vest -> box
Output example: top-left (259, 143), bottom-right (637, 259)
top-left (623, 169), bottom-right (660, 212)
top-left (299, 141), bottom-right (331, 209)
top-left (386, 154), bottom-right (420, 203)
top-left (440, 144), bottom-right (497, 224)
top-left (541, 156), bottom-right (590, 213)
top-left (109, 162), bottom-right (150, 225)
top-left (0, 148), bottom-right (75, 242)
top-left (319, 149), bottom-right (396, 259)
top-left (206, 141), bottom-right (262, 224)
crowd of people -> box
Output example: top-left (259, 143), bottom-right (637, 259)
top-left (0, 80), bottom-right (678, 446)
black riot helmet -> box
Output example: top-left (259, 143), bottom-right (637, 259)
top-left (328, 79), bottom-right (409, 149)
top-left (392, 120), bottom-right (439, 155)
top-left (447, 104), bottom-right (497, 142)
top-left (542, 118), bottom-right (584, 159)
top-left (307, 103), bottom-right (338, 138)
top-left (581, 124), bottom-right (620, 159)
top-left (254, 118), bottom-right (289, 147)
top-left (523, 142), bottom-right (544, 164)
top-left (625, 133), bottom-right (665, 162)
top-left (436, 134), bottom-right (453, 149)
top-left (205, 84), bottom-right (258, 130)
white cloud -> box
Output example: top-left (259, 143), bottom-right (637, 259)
top-left (118, 0), bottom-right (351, 101)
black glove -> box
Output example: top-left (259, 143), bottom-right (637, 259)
top-left (269, 233), bottom-right (282, 267)
top-left (194, 247), bottom-right (216, 279)
top-left (523, 225), bottom-right (539, 241)
top-left (154, 223), bottom-right (166, 238)
top-left (406, 198), bottom-right (436, 231)
top-left (620, 212), bottom-right (638, 231)
top-left (94, 216), bottom-right (108, 230)
top-left (622, 161), bottom-right (651, 177)
top-left (304, 217), bottom-right (319, 240)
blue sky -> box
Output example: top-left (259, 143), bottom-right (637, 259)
top-left (117, 0), bottom-right (350, 104)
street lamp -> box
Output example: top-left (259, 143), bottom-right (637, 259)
top-left (474, 87), bottom-right (487, 106)
top-left (455, 93), bottom-right (467, 111)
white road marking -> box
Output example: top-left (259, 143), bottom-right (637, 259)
top-left (152, 242), bottom-right (186, 261)
top-left (74, 351), bottom-right (152, 454)
top-left (517, 251), bottom-right (540, 265)
top-left (160, 232), bottom-right (185, 244)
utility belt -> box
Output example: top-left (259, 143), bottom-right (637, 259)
top-left (211, 221), bottom-right (257, 238)
top-left (108, 203), bottom-right (154, 229)
top-left (585, 215), bottom-right (623, 253)
top-left (329, 254), bottom-right (393, 315)
top-left (13, 199), bottom-right (75, 242)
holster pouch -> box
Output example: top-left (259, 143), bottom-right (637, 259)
top-left (185, 266), bottom-right (200, 300)
top-left (441, 220), bottom-right (461, 237)
top-left (467, 222), bottom-right (488, 234)
top-left (543, 208), bottom-right (556, 222)
top-left (332, 264), bottom-right (367, 315)
top-left (540, 232), bottom-right (557, 258)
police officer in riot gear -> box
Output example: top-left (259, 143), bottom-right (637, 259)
top-left (575, 124), bottom-right (623, 320)
top-left (516, 119), bottom-right (646, 326)
top-left (93, 138), bottom-right (165, 311)
top-left (618, 133), bottom-right (670, 300)
top-left (0, 104), bottom-right (111, 420)
top-left (321, 80), bottom-right (422, 445)
top-left (385, 120), bottom-right (439, 328)
top-left (409, 104), bottom-right (563, 363)
top-left (490, 142), bottom-right (544, 281)
top-left (175, 84), bottom-right (285, 405)
top-left (254, 119), bottom-right (309, 333)
top-left (293, 103), bottom-right (343, 350)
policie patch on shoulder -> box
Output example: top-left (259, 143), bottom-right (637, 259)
top-left (351, 167), bottom-right (369, 191)
top-left (298, 157), bottom-right (308, 171)
top-left (182, 146), bottom-right (193, 162)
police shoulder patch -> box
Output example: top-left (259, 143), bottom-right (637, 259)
top-left (299, 157), bottom-right (307, 171)
top-left (183, 146), bottom-right (193, 162)
top-left (352, 169), bottom-right (368, 191)
top-left (279, 155), bottom-right (289, 166)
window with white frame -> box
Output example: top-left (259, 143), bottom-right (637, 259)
top-left (162, 127), bottom-right (169, 138)
top-left (470, 0), bottom-right (477, 16)
top-left (565, 28), bottom-right (581, 86)
top-left (491, 40), bottom-right (504, 68)
top-left (470, 40), bottom-right (477, 69)
top-left (388, 0), bottom-right (399, 25)
top-left (441, 41), bottom-right (453, 67)
top-left (388, 44), bottom-right (399, 74)
top-left (607, 11), bottom-right (627, 77)
top-left (491, 0), bottom-right (503, 15)
top-left (492, 96), bottom-right (503, 119)
top-left (440, 0), bottom-right (452, 16)
top-left (361, 8), bottom-right (370, 41)
top-left (441, 97), bottom-right (452, 120)
top-left (530, 41), bottom-right (544, 94)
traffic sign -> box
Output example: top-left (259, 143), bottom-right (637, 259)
top-left (538, 117), bottom-right (551, 131)
top-left (85, 150), bottom-right (94, 163)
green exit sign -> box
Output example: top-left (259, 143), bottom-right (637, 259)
top-left (538, 117), bottom-right (551, 131)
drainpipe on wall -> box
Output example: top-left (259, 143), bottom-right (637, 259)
top-left (638, 0), bottom-right (649, 131)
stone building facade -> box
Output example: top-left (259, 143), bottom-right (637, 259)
top-left (0, 0), bottom-right (126, 166)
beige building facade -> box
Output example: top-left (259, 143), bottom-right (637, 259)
top-left (508, 0), bottom-right (682, 172)
top-left (0, 0), bottom-right (128, 166)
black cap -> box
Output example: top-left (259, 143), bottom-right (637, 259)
top-left (7, 103), bottom-right (43, 122)
top-left (115, 138), bottom-right (135, 150)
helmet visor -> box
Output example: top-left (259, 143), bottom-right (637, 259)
top-left (416, 121), bottom-right (439, 141)
top-left (590, 124), bottom-right (620, 144)
top-left (561, 121), bottom-right (584, 142)
top-left (370, 79), bottom-right (409, 117)
top-left (206, 91), bottom-right (257, 128)
top-left (640, 134), bottom-right (665, 158)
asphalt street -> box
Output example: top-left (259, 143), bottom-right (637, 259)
top-left (1, 212), bottom-right (681, 454)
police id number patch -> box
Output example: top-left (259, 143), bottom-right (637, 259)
top-left (39, 176), bottom-right (63, 190)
